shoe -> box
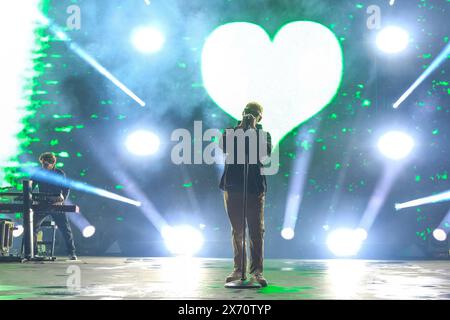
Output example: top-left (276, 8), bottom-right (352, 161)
top-left (69, 254), bottom-right (78, 261)
top-left (252, 273), bottom-right (268, 287)
top-left (226, 270), bottom-right (245, 283)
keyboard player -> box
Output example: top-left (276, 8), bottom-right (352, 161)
top-left (32, 152), bottom-right (77, 260)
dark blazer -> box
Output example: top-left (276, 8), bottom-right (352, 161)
top-left (219, 122), bottom-right (272, 194)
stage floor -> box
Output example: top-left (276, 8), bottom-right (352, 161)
top-left (0, 257), bottom-right (449, 300)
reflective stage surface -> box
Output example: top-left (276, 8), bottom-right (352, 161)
top-left (0, 258), bottom-right (448, 300)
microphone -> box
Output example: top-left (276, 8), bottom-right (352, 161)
top-left (242, 113), bottom-right (256, 130)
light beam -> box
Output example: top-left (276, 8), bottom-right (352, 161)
top-left (395, 189), bottom-right (450, 210)
top-left (24, 167), bottom-right (141, 207)
top-left (393, 43), bottom-right (450, 109)
top-left (37, 13), bottom-right (146, 107)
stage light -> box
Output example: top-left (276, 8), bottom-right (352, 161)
top-left (377, 131), bottom-right (414, 160)
top-left (432, 229), bottom-right (447, 242)
top-left (162, 225), bottom-right (204, 256)
top-left (376, 26), bottom-right (409, 53)
top-left (126, 130), bottom-right (160, 156)
top-left (82, 225), bottom-right (96, 238)
top-left (25, 167), bottom-right (141, 207)
top-left (395, 190), bottom-right (450, 210)
top-left (131, 26), bottom-right (165, 53)
top-left (66, 206), bottom-right (98, 238)
top-left (35, 13), bottom-right (145, 107)
top-left (393, 43), bottom-right (450, 109)
top-left (87, 148), bottom-right (170, 234)
top-left (359, 164), bottom-right (404, 233)
top-left (13, 225), bottom-right (24, 238)
top-left (282, 125), bottom-right (317, 241)
top-left (326, 228), bottom-right (363, 257)
top-left (354, 228), bottom-right (368, 241)
top-left (281, 227), bottom-right (295, 240)
top-left (56, 30), bottom-right (69, 41)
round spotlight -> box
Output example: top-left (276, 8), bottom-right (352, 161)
top-left (131, 26), bottom-right (165, 53)
top-left (376, 26), bottom-right (409, 53)
top-left (82, 225), bottom-right (96, 238)
top-left (162, 225), bottom-right (204, 256)
top-left (326, 228), bottom-right (363, 257)
top-left (432, 228), bottom-right (447, 242)
top-left (13, 225), bottom-right (24, 238)
top-left (355, 228), bottom-right (368, 241)
top-left (126, 130), bottom-right (160, 156)
top-left (377, 131), bottom-right (414, 160)
top-left (281, 227), bottom-right (295, 240)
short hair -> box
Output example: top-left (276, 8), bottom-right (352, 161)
top-left (39, 152), bottom-right (57, 164)
top-left (245, 102), bottom-right (263, 115)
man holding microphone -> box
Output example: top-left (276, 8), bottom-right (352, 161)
top-left (219, 102), bottom-right (272, 287)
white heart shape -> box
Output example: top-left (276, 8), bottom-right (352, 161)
top-left (201, 21), bottom-right (343, 145)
